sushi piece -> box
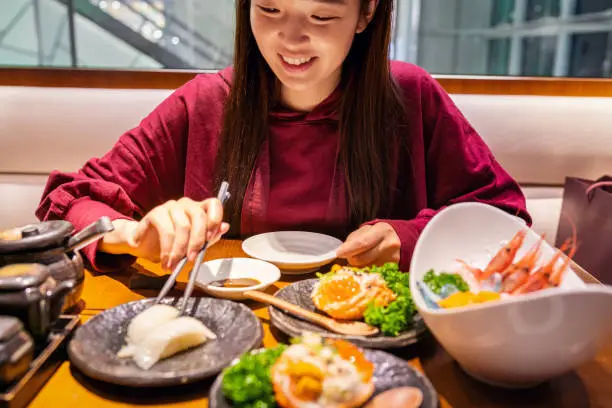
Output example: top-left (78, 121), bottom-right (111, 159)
top-left (117, 304), bottom-right (179, 359)
top-left (117, 305), bottom-right (216, 370)
top-left (131, 316), bottom-right (216, 370)
top-left (271, 333), bottom-right (375, 408)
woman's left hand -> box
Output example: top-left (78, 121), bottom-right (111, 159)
top-left (335, 222), bottom-right (401, 267)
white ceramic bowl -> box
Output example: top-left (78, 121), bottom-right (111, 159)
top-left (195, 257), bottom-right (281, 300)
top-left (242, 231), bottom-right (342, 274)
top-left (410, 202), bottom-right (612, 388)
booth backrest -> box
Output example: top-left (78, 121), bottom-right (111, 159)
top-left (1, 84), bottom-right (611, 241)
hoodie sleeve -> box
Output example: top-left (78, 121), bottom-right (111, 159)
top-left (35, 81), bottom-right (196, 273)
top-left (365, 67), bottom-right (531, 272)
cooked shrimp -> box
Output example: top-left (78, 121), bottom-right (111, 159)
top-left (457, 229), bottom-right (527, 280)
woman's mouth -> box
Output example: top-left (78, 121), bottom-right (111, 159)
top-left (278, 54), bottom-right (317, 73)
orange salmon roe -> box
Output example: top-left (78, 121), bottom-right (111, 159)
top-left (330, 339), bottom-right (374, 382)
top-left (318, 276), bottom-right (360, 304)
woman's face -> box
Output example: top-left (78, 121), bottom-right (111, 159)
top-left (250, 0), bottom-right (372, 100)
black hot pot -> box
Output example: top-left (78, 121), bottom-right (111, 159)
top-left (0, 217), bottom-right (114, 333)
top-left (0, 263), bottom-right (74, 339)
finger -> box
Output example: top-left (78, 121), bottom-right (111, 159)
top-left (348, 229), bottom-right (401, 267)
top-left (167, 202), bottom-right (192, 270)
top-left (347, 240), bottom-right (386, 267)
top-left (209, 222), bottom-right (230, 246)
top-left (336, 225), bottom-right (382, 258)
top-left (335, 226), bottom-right (370, 258)
top-left (131, 217), bottom-right (149, 247)
top-left (147, 206), bottom-right (176, 270)
top-left (182, 200), bottom-right (208, 261)
top-left (200, 198), bottom-right (223, 241)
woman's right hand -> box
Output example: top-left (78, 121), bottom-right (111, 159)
top-left (99, 197), bottom-right (230, 270)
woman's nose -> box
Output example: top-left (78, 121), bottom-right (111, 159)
top-left (278, 16), bottom-right (309, 46)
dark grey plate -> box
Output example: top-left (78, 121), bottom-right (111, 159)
top-left (68, 297), bottom-right (263, 387)
top-left (269, 279), bottom-right (427, 349)
top-left (209, 347), bottom-right (438, 408)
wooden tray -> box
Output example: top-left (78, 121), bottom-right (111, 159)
top-left (0, 315), bottom-right (80, 408)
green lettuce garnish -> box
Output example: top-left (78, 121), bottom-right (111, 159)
top-left (362, 263), bottom-right (417, 336)
top-left (221, 345), bottom-right (287, 408)
top-left (422, 269), bottom-right (469, 295)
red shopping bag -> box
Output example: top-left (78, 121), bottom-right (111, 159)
top-left (554, 176), bottom-right (612, 284)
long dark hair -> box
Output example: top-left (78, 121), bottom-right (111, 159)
top-left (215, 0), bottom-right (407, 235)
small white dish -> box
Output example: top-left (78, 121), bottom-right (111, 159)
top-left (194, 258), bottom-right (281, 300)
top-left (241, 231), bottom-right (342, 274)
top-left (409, 202), bottom-right (612, 388)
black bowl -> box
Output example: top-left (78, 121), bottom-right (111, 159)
top-left (209, 347), bottom-right (439, 408)
top-left (68, 297), bottom-right (263, 387)
top-left (269, 279), bottom-right (428, 349)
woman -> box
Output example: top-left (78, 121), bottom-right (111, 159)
top-left (36, 0), bottom-right (531, 274)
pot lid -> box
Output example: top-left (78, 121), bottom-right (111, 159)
top-left (0, 263), bottom-right (50, 291)
top-left (0, 221), bottom-right (74, 255)
top-left (0, 316), bottom-right (24, 342)
top-left (0, 316), bottom-right (23, 343)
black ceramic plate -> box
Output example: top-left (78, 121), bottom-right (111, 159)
top-left (209, 348), bottom-right (438, 408)
top-left (68, 297), bottom-right (263, 387)
top-left (269, 279), bottom-right (427, 349)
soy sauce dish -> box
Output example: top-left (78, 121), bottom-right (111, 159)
top-left (194, 258), bottom-right (281, 300)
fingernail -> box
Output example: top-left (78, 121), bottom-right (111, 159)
top-left (188, 251), bottom-right (196, 262)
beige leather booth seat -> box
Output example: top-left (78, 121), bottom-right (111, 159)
top-left (2, 85), bottom-right (612, 244)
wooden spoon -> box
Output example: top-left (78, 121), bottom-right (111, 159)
top-left (244, 290), bottom-right (379, 337)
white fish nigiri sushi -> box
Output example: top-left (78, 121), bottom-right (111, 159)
top-left (117, 305), bottom-right (216, 370)
top-left (117, 304), bottom-right (180, 359)
top-left (131, 316), bottom-right (216, 370)
top-left (128, 305), bottom-right (180, 344)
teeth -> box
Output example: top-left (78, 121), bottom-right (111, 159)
top-left (282, 56), bottom-right (312, 66)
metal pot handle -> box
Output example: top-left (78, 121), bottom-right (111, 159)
top-left (65, 216), bottom-right (115, 253)
top-left (47, 278), bottom-right (76, 301)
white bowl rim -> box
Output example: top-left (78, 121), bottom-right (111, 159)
top-left (409, 202), bottom-right (610, 315)
top-left (241, 231), bottom-right (342, 265)
top-left (196, 257), bottom-right (281, 293)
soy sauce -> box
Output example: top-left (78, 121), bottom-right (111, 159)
top-left (208, 278), bottom-right (261, 288)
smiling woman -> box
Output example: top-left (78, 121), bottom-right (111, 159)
top-left (32, 0), bottom-right (530, 276)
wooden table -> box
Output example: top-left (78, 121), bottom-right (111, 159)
top-left (27, 240), bottom-right (612, 408)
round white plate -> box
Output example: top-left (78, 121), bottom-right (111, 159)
top-left (194, 257), bottom-right (281, 300)
top-left (241, 231), bottom-right (342, 274)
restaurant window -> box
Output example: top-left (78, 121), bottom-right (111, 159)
top-left (488, 39), bottom-right (511, 75)
top-left (525, 0), bottom-right (560, 21)
top-left (1, 0), bottom-right (611, 78)
top-left (570, 32), bottom-right (612, 77)
top-left (521, 36), bottom-right (557, 76)
top-left (575, 0), bottom-right (612, 14)
top-left (399, 0), bottom-right (612, 77)
top-left (491, 0), bottom-right (516, 25)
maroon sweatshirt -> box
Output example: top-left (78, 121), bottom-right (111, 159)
top-left (36, 61), bottom-right (531, 273)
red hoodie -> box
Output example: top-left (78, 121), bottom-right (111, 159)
top-left (36, 61), bottom-right (531, 273)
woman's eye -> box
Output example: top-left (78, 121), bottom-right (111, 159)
top-left (259, 6), bottom-right (279, 14)
top-left (312, 15), bottom-right (336, 21)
